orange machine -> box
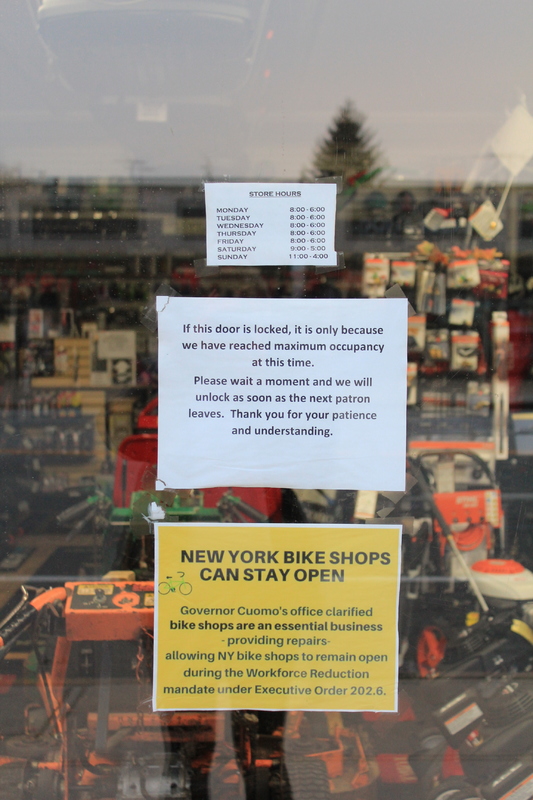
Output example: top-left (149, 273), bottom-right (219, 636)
top-left (405, 446), bottom-right (507, 679)
top-left (0, 580), bottom-right (372, 800)
top-left (410, 444), bottom-right (505, 575)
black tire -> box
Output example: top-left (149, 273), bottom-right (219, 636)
top-left (33, 768), bottom-right (63, 800)
top-left (4, 733), bottom-right (56, 759)
top-left (425, 778), bottom-right (478, 800)
top-left (285, 756), bottom-right (330, 800)
top-left (179, 581), bottom-right (193, 596)
top-left (254, 766), bottom-right (271, 800)
top-left (0, 762), bottom-right (25, 800)
top-left (158, 581), bottom-right (171, 595)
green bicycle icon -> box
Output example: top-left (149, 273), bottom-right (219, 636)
top-left (158, 572), bottom-right (193, 596)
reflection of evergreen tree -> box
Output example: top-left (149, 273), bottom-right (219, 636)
top-left (312, 101), bottom-right (382, 186)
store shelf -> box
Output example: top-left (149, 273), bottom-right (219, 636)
top-left (0, 450), bottom-right (95, 457)
top-left (0, 414), bottom-right (83, 425)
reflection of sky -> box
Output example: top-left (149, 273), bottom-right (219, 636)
top-left (1, 0), bottom-right (533, 180)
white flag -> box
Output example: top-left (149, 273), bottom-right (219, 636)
top-left (491, 104), bottom-right (533, 177)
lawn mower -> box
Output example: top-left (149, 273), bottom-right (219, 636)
top-left (396, 448), bottom-right (533, 680)
top-left (415, 673), bottom-right (533, 800)
top-left (349, 443), bottom-right (533, 800)
top-left (363, 668), bottom-right (533, 800)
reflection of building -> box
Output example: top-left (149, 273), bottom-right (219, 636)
top-left (0, 177), bottom-right (531, 267)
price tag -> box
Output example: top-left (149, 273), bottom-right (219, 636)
top-left (205, 182), bottom-right (337, 267)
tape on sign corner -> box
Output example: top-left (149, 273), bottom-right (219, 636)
top-left (204, 175), bottom-right (233, 185)
top-left (405, 473), bottom-right (418, 493)
top-left (364, 516), bottom-right (413, 537)
top-left (314, 175), bottom-right (343, 194)
top-left (376, 506), bottom-right (396, 518)
top-left (141, 283), bottom-right (179, 333)
top-left (194, 258), bottom-right (220, 277)
top-left (384, 283), bottom-right (416, 317)
top-left (315, 252), bottom-right (345, 275)
top-left (380, 490), bottom-right (406, 505)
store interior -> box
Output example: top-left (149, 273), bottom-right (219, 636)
top-left (0, 175), bottom-right (533, 799)
top-left (3, 1), bottom-right (533, 798)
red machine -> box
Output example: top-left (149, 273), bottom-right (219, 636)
top-left (116, 400), bottom-right (284, 519)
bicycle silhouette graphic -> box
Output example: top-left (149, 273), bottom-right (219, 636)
top-left (158, 572), bottom-right (192, 596)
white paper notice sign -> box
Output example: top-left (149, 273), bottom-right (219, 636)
top-left (205, 182), bottom-right (337, 267)
top-left (157, 297), bottom-right (407, 491)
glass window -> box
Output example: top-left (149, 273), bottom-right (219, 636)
top-left (1, 3), bottom-right (533, 800)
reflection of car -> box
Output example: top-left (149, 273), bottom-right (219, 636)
top-left (38, 0), bottom-right (254, 29)
top-left (37, 0), bottom-right (266, 101)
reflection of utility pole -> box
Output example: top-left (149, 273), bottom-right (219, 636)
top-left (124, 159), bottom-right (155, 180)
top-left (23, 0), bottom-right (57, 69)
top-left (507, 185), bottom-right (519, 276)
top-left (203, 158), bottom-right (214, 181)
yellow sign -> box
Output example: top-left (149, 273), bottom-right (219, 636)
top-left (154, 523), bottom-right (401, 712)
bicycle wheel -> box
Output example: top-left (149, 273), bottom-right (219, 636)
top-left (179, 582), bottom-right (193, 596)
top-left (158, 581), bottom-right (172, 595)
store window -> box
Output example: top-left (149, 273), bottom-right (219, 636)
top-left (1, 2), bottom-right (533, 800)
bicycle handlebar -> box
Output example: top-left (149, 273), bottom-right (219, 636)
top-left (217, 493), bottom-right (268, 523)
top-left (57, 496), bottom-right (98, 526)
top-left (66, 506), bottom-right (98, 541)
top-left (0, 587), bottom-right (67, 656)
